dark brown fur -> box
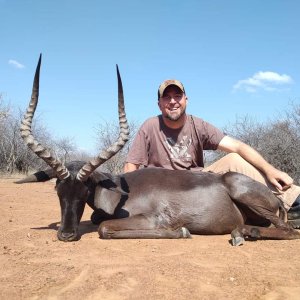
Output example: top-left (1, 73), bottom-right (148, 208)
top-left (17, 163), bottom-right (300, 245)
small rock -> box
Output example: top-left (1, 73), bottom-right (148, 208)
top-left (229, 277), bottom-right (235, 282)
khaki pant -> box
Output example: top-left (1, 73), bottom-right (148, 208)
top-left (203, 153), bottom-right (300, 210)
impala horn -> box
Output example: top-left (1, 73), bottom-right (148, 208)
top-left (76, 65), bottom-right (129, 181)
top-left (20, 54), bottom-right (70, 180)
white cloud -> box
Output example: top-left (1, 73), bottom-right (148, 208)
top-left (233, 71), bottom-right (293, 93)
top-left (8, 59), bottom-right (25, 69)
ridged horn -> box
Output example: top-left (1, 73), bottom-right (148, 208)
top-left (20, 54), bottom-right (70, 180)
top-left (77, 65), bottom-right (129, 181)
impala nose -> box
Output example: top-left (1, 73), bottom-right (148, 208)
top-left (62, 232), bottom-right (74, 238)
top-left (58, 230), bottom-right (78, 241)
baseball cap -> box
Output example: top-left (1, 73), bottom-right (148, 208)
top-left (157, 79), bottom-right (185, 99)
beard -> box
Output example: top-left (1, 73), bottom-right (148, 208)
top-left (165, 107), bottom-right (186, 121)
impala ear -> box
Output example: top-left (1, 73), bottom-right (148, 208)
top-left (15, 169), bottom-right (56, 184)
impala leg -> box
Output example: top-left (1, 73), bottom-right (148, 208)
top-left (232, 225), bottom-right (300, 242)
top-left (98, 215), bottom-right (191, 239)
top-left (225, 173), bottom-right (289, 229)
top-left (225, 173), bottom-right (300, 244)
top-left (236, 195), bottom-right (288, 229)
top-left (230, 193), bottom-right (300, 243)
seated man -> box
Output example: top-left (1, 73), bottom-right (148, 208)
top-left (124, 79), bottom-right (300, 228)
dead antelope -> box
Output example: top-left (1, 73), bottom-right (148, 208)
top-left (16, 55), bottom-right (300, 246)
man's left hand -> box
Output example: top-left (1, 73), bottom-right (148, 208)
top-left (266, 168), bottom-right (293, 191)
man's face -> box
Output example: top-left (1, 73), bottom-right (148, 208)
top-left (158, 85), bottom-right (187, 122)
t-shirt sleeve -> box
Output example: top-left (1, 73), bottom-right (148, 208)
top-left (125, 125), bottom-right (149, 166)
top-left (196, 118), bottom-right (225, 150)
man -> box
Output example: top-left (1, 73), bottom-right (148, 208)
top-left (124, 79), bottom-right (300, 228)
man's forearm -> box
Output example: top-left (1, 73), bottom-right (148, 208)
top-left (218, 136), bottom-right (274, 174)
top-left (218, 136), bottom-right (293, 189)
top-left (236, 143), bottom-right (275, 174)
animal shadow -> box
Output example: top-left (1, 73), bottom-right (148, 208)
top-left (31, 220), bottom-right (98, 240)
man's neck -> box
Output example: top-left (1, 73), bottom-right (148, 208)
top-left (161, 114), bottom-right (187, 129)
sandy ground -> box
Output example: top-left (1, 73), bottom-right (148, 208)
top-left (1, 176), bottom-right (300, 300)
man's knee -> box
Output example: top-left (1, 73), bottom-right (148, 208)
top-left (204, 153), bottom-right (247, 174)
top-left (215, 153), bottom-right (249, 171)
top-left (222, 153), bottom-right (246, 166)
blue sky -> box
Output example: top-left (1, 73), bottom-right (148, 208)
top-left (1, 0), bottom-right (300, 153)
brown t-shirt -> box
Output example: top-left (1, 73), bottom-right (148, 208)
top-left (126, 115), bottom-right (225, 171)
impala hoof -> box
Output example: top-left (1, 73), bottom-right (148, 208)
top-left (231, 236), bottom-right (245, 246)
top-left (181, 227), bottom-right (191, 238)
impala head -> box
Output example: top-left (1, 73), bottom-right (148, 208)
top-left (17, 54), bottom-right (129, 241)
top-left (56, 173), bottom-right (89, 241)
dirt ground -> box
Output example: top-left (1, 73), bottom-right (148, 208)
top-left (1, 176), bottom-right (300, 300)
